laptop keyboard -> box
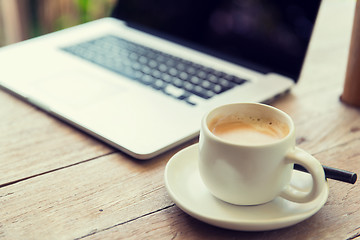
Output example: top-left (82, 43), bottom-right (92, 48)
top-left (62, 35), bottom-right (247, 105)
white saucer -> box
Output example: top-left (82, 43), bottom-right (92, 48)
top-left (164, 144), bottom-right (329, 231)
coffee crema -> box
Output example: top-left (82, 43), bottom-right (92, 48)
top-left (208, 116), bottom-right (289, 145)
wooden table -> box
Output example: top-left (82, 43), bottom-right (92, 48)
top-left (1, 0), bottom-right (359, 239)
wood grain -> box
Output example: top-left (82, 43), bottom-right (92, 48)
top-left (0, 0), bottom-right (358, 239)
top-left (0, 90), bottom-right (115, 186)
top-left (0, 141), bottom-right (197, 239)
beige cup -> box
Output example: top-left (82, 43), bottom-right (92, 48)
top-left (198, 103), bottom-right (326, 205)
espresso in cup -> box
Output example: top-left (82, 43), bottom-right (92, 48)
top-left (208, 115), bottom-right (289, 145)
top-left (199, 103), bottom-right (326, 205)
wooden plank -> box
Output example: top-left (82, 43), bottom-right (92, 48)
top-left (1, 136), bottom-right (354, 240)
top-left (0, 90), bottom-right (114, 186)
top-left (275, 94), bottom-right (360, 157)
top-left (87, 140), bottom-right (360, 239)
top-left (85, 193), bottom-right (360, 240)
top-left (0, 138), bottom-right (196, 240)
top-left (0, 153), bottom-right (168, 239)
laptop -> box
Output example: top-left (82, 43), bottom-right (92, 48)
top-left (0, 0), bottom-right (321, 159)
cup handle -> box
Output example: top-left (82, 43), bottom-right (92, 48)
top-left (279, 147), bottom-right (326, 203)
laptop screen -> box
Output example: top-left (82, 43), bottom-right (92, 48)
top-left (112, 0), bottom-right (321, 81)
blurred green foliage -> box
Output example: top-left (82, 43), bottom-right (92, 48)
top-left (30, 0), bottom-right (116, 37)
top-left (0, 0), bottom-right (116, 46)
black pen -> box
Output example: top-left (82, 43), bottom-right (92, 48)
top-left (294, 164), bottom-right (357, 184)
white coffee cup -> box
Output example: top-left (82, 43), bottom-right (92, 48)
top-left (198, 103), bottom-right (326, 205)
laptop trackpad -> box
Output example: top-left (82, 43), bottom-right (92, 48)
top-left (28, 71), bottom-right (124, 109)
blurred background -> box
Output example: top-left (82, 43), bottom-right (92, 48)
top-left (0, 0), bottom-right (117, 47)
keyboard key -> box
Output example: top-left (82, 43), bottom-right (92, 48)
top-left (152, 79), bottom-right (167, 90)
top-left (164, 85), bottom-right (186, 98)
top-left (172, 77), bottom-right (184, 88)
top-left (61, 35), bottom-right (248, 106)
